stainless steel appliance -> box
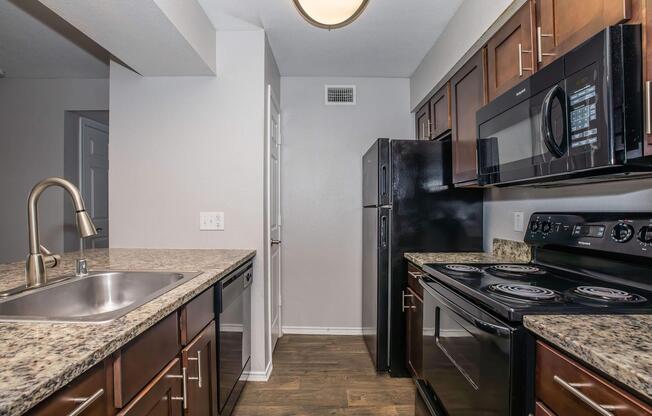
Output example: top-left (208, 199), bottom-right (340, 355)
top-left (217, 262), bottom-right (252, 415)
top-left (418, 212), bottom-right (652, 415)
top-left (362, 138), bottom-right (484, 376)
top-left (477, 25), bottom-right (650, 186)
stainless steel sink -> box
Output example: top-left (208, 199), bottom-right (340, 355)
top-left (0, 271), bottom-right (200, 323)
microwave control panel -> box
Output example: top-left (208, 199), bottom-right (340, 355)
top-left (525, 212), bottom-right (652, 257)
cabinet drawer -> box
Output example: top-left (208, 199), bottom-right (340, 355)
top-left (28, 363), bottom-right (108, 416)
top-left (180, 287), bottom-right (214, 345)
top-left (407, 263), bottom-right (424, 298)
top-left (536, 341), bottom-right (652, 416)
top-left (114, 313), bottom-right (180, 408)
top-left (117, 358), bottom-right (183, 416)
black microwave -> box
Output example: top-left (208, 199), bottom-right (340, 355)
top-left (477, 24), bottom-right (650, 186)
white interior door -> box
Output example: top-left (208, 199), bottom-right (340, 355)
top-left (267, 85), bottom-right (282, 352)
top-left (80, 117), bottom-right (109, 249)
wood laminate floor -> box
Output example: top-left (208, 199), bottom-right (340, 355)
top-left (233, 335), bottom-right (416, 416)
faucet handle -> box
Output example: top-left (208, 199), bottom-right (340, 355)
top-left (39, 245), bottom-right (61, 268)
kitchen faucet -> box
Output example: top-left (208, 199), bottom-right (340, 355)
top-left (25, 177), bottom-right (97, 288)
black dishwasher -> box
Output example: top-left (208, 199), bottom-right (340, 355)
top-left (216, 263), bottom-right (252, 414)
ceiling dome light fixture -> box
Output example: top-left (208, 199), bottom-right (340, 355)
top-left (292, 0), bottom-right (370, 30)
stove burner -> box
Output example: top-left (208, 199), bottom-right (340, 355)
top-left (490, 264), bottom-right (542, 274)
top-left (488, 283), bottom-right (557, 301)
top-left (445, 264), bottom-right (482, 274)
top-left (573, 286), bottom-right (647, 303)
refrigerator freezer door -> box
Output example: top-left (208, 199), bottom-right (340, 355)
top-left (362, 206), bottom-right (390, 371)
top-left (363, 138), bottom-right (390, 207)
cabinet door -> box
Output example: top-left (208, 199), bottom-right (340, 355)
top-left (536, 0), bottom-right (631, 67)
top-left (429, 82), bottom-right (452, 139)
top-left (406, 287), bottom-right (423, 379)
top-left (644, 0), bottom-right (652, 155)
top-left (451, 50), bottom-right (487, 184)
top-left (117, 359), bottom-right (183, 416)
top-left (415, 103), bottom-right (431, 140)
top-left (486, 1), bottom-right (535, 101)
top-left (182, 322), bottom-right (218, 416)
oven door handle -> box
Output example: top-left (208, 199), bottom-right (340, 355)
top-left (541, 84), bottom-right (568, 158)
top-left (423, 282), bottom-right (512, 338)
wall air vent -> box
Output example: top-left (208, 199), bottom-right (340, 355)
top-left (325, 85), bottom-right (356, 105)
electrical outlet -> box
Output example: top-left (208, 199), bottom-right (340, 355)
top-left (200, 212), bottom-right (224, 231)
top-left (513, 211), bottom-right (524, 232)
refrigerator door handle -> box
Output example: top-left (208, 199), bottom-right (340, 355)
top-left (381, 165), bottom-right (388, 199)
top-left (380, 215), bottom-right (388, 248)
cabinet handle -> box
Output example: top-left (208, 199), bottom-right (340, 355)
top-left (646, 81), bottom-right (652, 137)
top-left (408, 271), bottom-right (423, 280)
top-left (402, 290), bottom-right (416, 312)
top-left (67, 389), bottom-right (104, 416)
top-left (537, 27), bottom-right (556, 63)
top-left (188, 350), bottom-right (203, 388)
top-left (518, 43), bottom-right (533, 77)
top-left (553, 375), bottom-right (615, 416)
top-left (167, 367), bottom-right (188, 409)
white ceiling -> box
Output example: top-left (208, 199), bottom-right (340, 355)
top-left (199, 0), bottom-right (463, 78)
top-left (0, 0), bottom-right (109, 78)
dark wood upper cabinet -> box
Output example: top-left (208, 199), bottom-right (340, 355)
top-left (416, 103), bottom-right (431, 140)
top-left (536, 0), bottom-right (632, 68)
top-left (429, 82), bottom-right (452, 139)
top-left (183, 322), bottom-right (218, 416)
top-left (405, 286), bottom-right (423, 379)
top-left (451, 49), bottom-right (487, 185)
top-left (487, 1), bottom-right (536, 101)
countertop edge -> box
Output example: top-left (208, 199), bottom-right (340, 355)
top-left (3, 250), bottom-right (256, 416)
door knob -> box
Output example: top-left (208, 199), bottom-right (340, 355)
top-left (271, 239), bottom-right (281, 245)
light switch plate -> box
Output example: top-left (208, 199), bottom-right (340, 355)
top-left (200, 212), bottom-right (224, 231)
top-left (513, 211), bottom-right (524, 232)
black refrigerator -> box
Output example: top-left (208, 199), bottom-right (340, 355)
top-left (362, 138), bottom-right (483, 377)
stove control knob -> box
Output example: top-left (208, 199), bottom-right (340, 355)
top-left (611, 223), bottom-right (634, 243)
top-left (541, 221), bottom-right (552, 233)
top-left (638, 226), bottom-right (652, 244)
top-left (529, 221), bottom-right (540, 232)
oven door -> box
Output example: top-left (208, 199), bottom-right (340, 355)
top-left (420, 279), bottom-right (514, 415)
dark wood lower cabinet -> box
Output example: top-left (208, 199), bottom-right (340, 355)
top-left (28, 362), bottom-right (110, 416)
top-left (536, 341), bottom-right (652, 415)
top-left (183, 322), bottom-right (218, 416)
top-left (117, 358), bottom-right (183, 416)
top-left (405, 286), bottom-right (423, 379)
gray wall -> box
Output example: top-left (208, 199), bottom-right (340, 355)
top-left (108, 31), bottom-right (272, 376)
top-left (280, 76), bottom-right (412, 331)
top-left (0, 78), bottom-right (109, 263)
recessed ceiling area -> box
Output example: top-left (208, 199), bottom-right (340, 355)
top-left (199, 0), bottom-right (463, 78)
top-left (0, 0), bottom-right (109, 78)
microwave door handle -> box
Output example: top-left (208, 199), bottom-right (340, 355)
top-left (541, 85), bottom-right (568, 158)
top-left (424, 284), bottom-right (511, 338)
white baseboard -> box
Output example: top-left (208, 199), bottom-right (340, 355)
top-left (281, 326), bottom-right (363, 335)
top-left (244, 360), bottom-right (273, 382)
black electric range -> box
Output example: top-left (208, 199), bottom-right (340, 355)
top-left (415, 212), bottom-right (652, 416)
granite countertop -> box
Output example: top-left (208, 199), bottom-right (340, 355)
top-left (0, 248), bottom-right (255, 416)
top-left (405, 238), bottom-right (531, 267)
top-left (524, 315), bottom-right (652, 402)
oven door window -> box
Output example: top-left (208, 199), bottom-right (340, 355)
top-left (478, 85), bottom-right (569, 183)
top-left (422, 302), bottom-right (511, 415)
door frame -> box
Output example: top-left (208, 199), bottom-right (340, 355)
top-left (265, 84), bottom-right (282, 359)
top-left (79, 116), bottom-right (109, 249)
